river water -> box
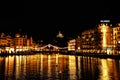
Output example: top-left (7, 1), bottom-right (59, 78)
top-left (0, 53), bottom-right (120, 80)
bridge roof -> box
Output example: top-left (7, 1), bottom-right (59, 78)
top-left (40, 44), bottom-right (67, 49)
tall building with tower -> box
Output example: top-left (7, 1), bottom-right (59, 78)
top-left (98, 20), bottom-right (113, 53)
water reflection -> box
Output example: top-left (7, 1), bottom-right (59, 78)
top-left (0, 53), bottom-right (120, 80)
top-left (99, 59), bottom-right (120, 80)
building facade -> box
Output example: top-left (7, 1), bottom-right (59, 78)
top-left (68, 39), bottom-right (76, 51)
top-left (69, 20), bottom-right (119, 54)
top-left (0, 33), bottom-right (36, 53)
top-left (112, 23), bottom-right (120, 54)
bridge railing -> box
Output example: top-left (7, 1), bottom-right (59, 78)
top-left (39, 44), bottom-right (68, 51)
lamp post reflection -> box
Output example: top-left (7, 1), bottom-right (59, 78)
top-left (55, 53), bottom-right (59, 79)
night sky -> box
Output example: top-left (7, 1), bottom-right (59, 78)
top-left (0, 1), bottom-right (120, 43)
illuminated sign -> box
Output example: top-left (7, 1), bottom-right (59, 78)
top-left (100, 20), bottom-right (110, 22)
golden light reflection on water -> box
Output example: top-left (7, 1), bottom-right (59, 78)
top-left (0, 54), bottom-right (120, 80)
top-left (99, 59), bottom-right (110, 80)
top-left (16, 56), bottom-right (26, 79)
top-left (99, 59), bottom-right (119, 80)
top-left (69, 55), bottom-right (76, 80)
top-left (5, 56), bottom-right (15, 80)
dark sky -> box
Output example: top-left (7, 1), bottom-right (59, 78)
top-left (0, 1), bottom-right (120, 43)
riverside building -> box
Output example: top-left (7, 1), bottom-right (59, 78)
top-left (68, 20), bottom-right (120, 54)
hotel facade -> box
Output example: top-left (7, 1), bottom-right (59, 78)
top-left (68, 20), bottom-right (120, 55)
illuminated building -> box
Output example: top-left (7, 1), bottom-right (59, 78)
top-left (14, 33), bottom-right (34, 52)
top-left (67, 19), bottom-right (120, 54)
top-left (0, 33), bottom-right (8, 47)
top-left (75, 36), bottom-right (81, 52)
top-left (76, 20), bottom-right (113, 54)
top-left (98, 20), bottom-right (113, 54)
top-left (27, 36), bottom-right (33, 46)
top-left (6, 35), bottom-right (14, 47)
top-left (81, 29), bottom-right (101, 53)
top-left (14, 33), bottom-right (27, 52)
top-left (0, 33), bottom-right (14, 53)
top-left (112, 23), bottom-right (120, 54)
top-left (0, 33), bottom-right (35, 53)
top-left (68, 39), bottom-right (76, 51)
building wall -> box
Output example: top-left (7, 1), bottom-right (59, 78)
top-left (113, 23), bottom-right (120, 50)
top-left (73, 20), bottom-right (114, 54)
top-left (0, 33), bottom-right (35, 53)
top-left (81, 29), bottom-right (101, 50)
top-left (98, 23), bottom-right (113, 50)
top-left (68, 39), bottom-right (76, 51)
top-left (75, 36), bottom-right (81, 50)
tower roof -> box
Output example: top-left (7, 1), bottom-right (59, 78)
top-left (56, 31), bottom-right (64, 38)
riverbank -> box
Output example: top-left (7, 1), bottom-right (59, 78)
top-left (0, 52), bottom-right (38, 56)
top-left (0, 51), bottom-right (120, 59)
top-left (71, 52), bottom-right (120, 59)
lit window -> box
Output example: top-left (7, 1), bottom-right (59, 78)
top-left (118, 41), bottom-right (120, 43)
top-left (91, 38), bottom-right (94, 41)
